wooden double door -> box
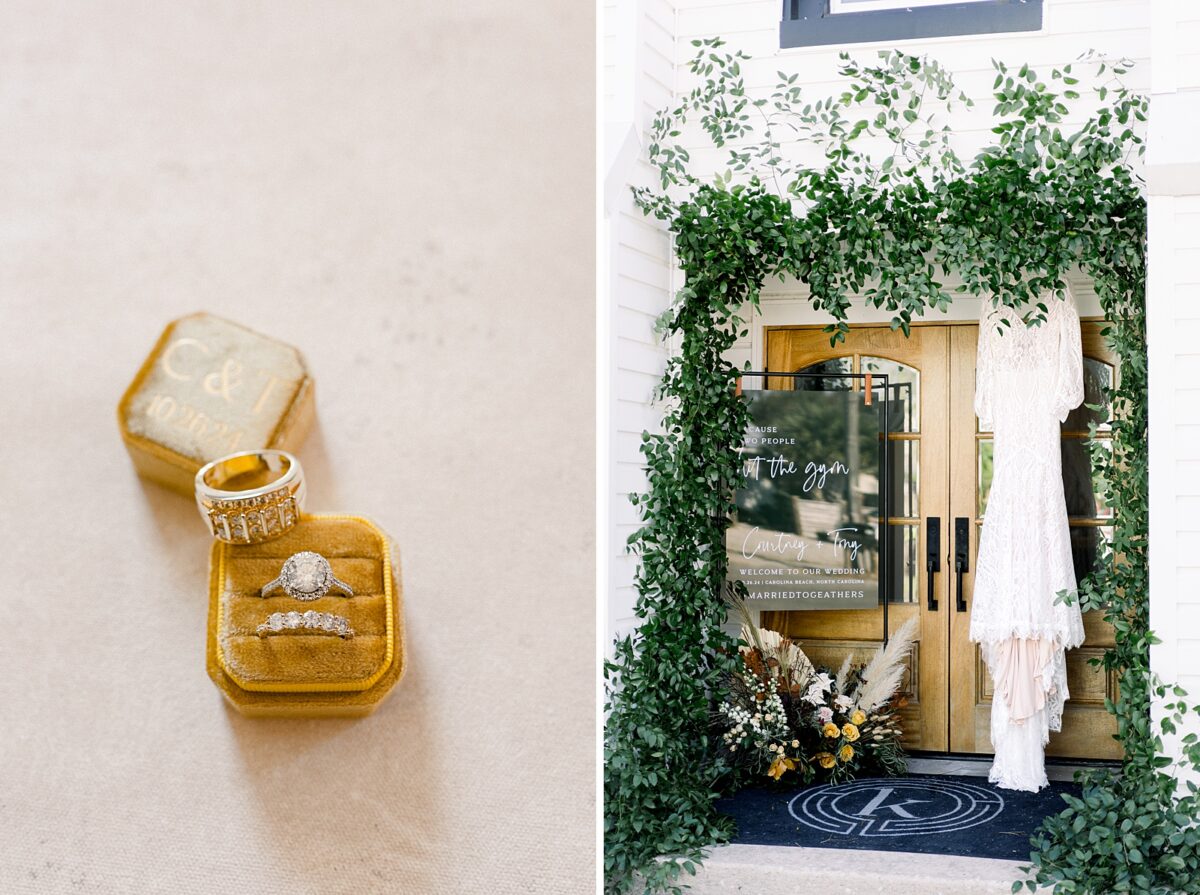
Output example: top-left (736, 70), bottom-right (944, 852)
top-left (760, 322), bottom-right (1121, 759)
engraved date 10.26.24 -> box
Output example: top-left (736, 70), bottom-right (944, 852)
top-left (144, 392), bottom-right (244, 453)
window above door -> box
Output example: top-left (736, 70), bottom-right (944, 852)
top-left (780, 0), bottom-right (1044, 50)
top-left (830, 0), bottom-right (992, 12)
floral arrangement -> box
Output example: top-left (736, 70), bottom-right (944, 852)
top-left (716, 598), bottom-right (916, 785)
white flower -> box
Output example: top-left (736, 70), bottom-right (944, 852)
top-left (834, 694), bottom-right (853, 712)
top-left (817, 706), bottom-right (834, 725)
top-left (812, 672), bottom-right (833, 692)
top-left (802, 684), bottom-right (826, 706)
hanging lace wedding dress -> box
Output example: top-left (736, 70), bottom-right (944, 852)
top-left (970, 288), bottom-right (1086, 792)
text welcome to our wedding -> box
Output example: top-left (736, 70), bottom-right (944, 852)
top-left (725, 390), bottom-right (883, 610)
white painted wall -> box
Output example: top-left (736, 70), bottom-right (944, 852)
top-left (603, 0), bottom-right (678, 649)
top-left (1147, 0), bottom-right (1200, 785)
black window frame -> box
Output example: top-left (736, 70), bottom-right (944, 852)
top-left (780, 0), bottom-right (1043, 49)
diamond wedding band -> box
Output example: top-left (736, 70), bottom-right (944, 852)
top-left (195, 450), bottom-right (306, 544)
top-left (260, 551), bottom-right (354, 601)
top-left (257, 610), bottom-right (354, 639)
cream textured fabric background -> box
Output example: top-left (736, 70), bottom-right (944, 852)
top-left (0, 3), bottom-right (595, 893)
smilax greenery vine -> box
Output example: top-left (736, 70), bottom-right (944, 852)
top-left (604, 42), bottom-right (1200, 895)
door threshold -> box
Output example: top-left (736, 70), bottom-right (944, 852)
top-left (907, 751), bottom-right (1120, 783)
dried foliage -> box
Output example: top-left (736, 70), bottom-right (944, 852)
top-left (716, 605), bottom-right (913, 786)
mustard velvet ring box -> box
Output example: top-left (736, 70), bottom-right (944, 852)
top-left (118, 312), bottom-right (315, 496)
top-left (206, 514), bottom-right (406, 717)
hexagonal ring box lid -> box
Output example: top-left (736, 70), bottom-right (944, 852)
top-left (118, 312), bottom-right (315, 496)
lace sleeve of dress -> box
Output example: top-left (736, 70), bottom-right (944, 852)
top-left (1050, 292), bottom-right (1085, 422)
top-left (974, 306), bottom-right (994, 430)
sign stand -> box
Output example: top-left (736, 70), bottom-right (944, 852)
top-left (730, 371), bottom-right (893, 645)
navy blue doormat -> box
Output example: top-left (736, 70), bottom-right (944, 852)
top-left (716, 774), bottom-right (1082, 861)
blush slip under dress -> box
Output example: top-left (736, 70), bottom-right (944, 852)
top-left (970, 289), bottom-right (1086, 792)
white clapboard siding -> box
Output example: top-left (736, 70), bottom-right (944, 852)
top-left (670, 1), bottom-right (1149, 184)
top-left (1174, 6), bottom-right (1200, 90)
top-left (1149, 188), bottom-right (1200, 785)
top-left (1147, 0), bottom-right (1200, 785)
top-left (604, 0), bottom-right (679, 650)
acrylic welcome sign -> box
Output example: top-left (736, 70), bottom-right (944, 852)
top-left (726, 376), bottom-right (888, 610)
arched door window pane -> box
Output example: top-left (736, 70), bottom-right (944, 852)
top-left (794, 355), bottom-right (922, 604)
top-left (793, 356), bottom-right (853, 389)
top-left (862, 356), bottom-right (920, 434)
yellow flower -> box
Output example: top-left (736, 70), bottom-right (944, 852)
top-left (842, 723), bottom-right (860, 742)
top-left (850, 710), bottom-right (866, 726)
top-left (839, 744), bottom-right (855, 763)
top-left (822, 722), bottom-right (840, 738)
top-left (816, 752), bottom-right (836, 769)
top-left (767, 755), bottom-right (796, 781)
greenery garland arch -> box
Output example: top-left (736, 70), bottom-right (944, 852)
top-left (604, 43), bottom-right (1200, 895)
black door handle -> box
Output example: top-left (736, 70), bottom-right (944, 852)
top-left (955, 517), bottom-right (969, 613)
top-left (926, 516), bottom-right (940, 612)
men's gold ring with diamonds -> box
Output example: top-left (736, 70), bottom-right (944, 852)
top-left (194, 449), bottom-right (306, 544)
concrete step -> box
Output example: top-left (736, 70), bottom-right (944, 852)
top-left (679, 843), bottom-right (1029, 895)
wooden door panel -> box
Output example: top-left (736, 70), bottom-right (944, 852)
top-left (976, 646), bottom-right (1113, 705)
top-left (947, 324), bottom-right (981, 752)
top-left (974, 647), bottom-right (1122, 759)
top-left (948, 323), bottom-right (1121, 759)
top-left (760, 325), bottom-right (949, 751)
top-left (760, 320), bottom-right (1120, 761)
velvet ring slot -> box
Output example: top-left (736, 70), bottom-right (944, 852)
top-left (205, 513), bottom-right (405, 718)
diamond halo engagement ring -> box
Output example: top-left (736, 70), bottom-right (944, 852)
top-left (260, 551), bottom-right (354, 601)
top-left (257, 610), bottom-right (354, 639)
top-left (195, 449), bottom-right (306, 544)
